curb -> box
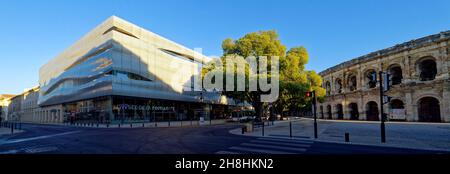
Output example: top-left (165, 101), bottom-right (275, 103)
top-left (229, 127), bottom-right (450, 153)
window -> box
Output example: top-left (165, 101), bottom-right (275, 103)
top-left (159, 48), bottom-right (203, 64)
top-left (366, 70), bottom-right (377, 88)
top-left (419, 59), bottom-right (437, 81)
top-left (325, 81), bottom-right (331, 96)
top-left (108, 70), bottom-right (152, 82)
top-left (64, 44), bottom-right (113, 72)
top-left (103, 26), bottom-right (139, 39)
top-left (335, 79), bottom-right (342, 94)
top-left (348, 75), bottom-right (357, 91)
top-left (389, 66), bottom-right (403, 85)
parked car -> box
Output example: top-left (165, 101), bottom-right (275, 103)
top-left (231, 110), bottom-right (256, 122)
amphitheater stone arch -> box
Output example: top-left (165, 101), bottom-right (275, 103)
top-left (319, 31), bottom-right (450, 122)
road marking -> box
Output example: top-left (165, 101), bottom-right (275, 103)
top-left (25, 146), bottom-right (58, 154)
top-left (0, 131), bottom-right (81, 145)
top-left (215, 151), bottom-right (241, 154)
top-left (250, 140), bottom-right (312, 148)
top-left (0, 146), bottom-right (58, 154)
top-left (0, 150), bottom-right (20, 154)
top-left (240, 143), bottom-right (307, 152)
top-left (256, 137), bottom-right (314, 144)
top-left (269, 134), bottom-right (311, 139)
top-left (229, 146), bottom-right (296, 154)
top-left (216, 136), bottom-right (314, 154)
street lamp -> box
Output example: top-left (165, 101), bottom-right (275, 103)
top-left (378, 71), bottom-right (393, 143)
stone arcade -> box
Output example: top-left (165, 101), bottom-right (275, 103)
top-left (319, 31), bottom-right (450, 122)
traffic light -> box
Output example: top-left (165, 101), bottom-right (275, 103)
top-left (383, 73), bottom-right (391, 92)
top-left (305, 91), bottom-right (313, 98)
top-left (383, 95), bottom-right (392, 104)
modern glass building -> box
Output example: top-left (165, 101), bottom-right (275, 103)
top-left (38, 16), bottom-right (231, 124)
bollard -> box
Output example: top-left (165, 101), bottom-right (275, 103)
top-left (142, 123), bottom-right (145, 128)
top-left (106, 124), bottom-right (109, 128)
top-left (168, 119), bottom-right (171, 127)
top-left (345, 133), bottom-right (350, 142)
top-left (97, 123), bottom-right (99, 128)
top-left (289, 122), bottom-right (292, 138)
top-left (11, 123), bottom-right (14, 134)
top-left (118, 124), bottom-right (121, 128)
top-left (130, 124), bottom-right (133, 128)
top-left (262, 121), bottom-right (265, 136)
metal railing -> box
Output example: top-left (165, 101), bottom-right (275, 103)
top-left (0, 121), bottom-right (23, 134)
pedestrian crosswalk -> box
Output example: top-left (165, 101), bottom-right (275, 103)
top-left (216, 137), bottom-right (314, 154)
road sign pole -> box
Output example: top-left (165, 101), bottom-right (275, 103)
top-left (313, 90), bottom-right (318, 139)
top-left (262, 121), bottom-right (265, 136)
top-left (379, 71), bottom-right (386, 143)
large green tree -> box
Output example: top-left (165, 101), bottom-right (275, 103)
top-left (220, 30), bottom-right (285, 121)
top-left (275, 46), bottom-right (326, 116)
top-left (203, 30), bottom-right (325, 120)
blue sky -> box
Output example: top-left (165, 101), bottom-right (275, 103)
top-left (1, 0), bottom-right (449, 94)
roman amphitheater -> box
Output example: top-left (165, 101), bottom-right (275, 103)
top-left (319, 31), bottom-right (450, 123)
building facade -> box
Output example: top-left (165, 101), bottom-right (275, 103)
top-left (6, 87), bottom-right (41, 123)
top-left (0, 94), bottom-right (14, 121)
top-left (319, 31), bottom-right (450, 123)
top-left (37, 16), bottom-right (232, 124)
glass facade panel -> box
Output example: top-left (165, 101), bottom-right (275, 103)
top-left (38, 16), bottom-right (233, 124)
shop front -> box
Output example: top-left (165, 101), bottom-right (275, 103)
top-left (62, 95), bottom-right (230, 124)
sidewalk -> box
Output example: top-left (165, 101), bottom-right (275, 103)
top-left (230, 118), bottom-right (450, 152)
top-left (30, 119), bottom-right (231, 129)
top-left (0, 128), bottom-right (24, 136)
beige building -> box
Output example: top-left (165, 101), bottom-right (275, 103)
top-left (7, 87), bottom-right (45, 123)
top-left (6, 86), bottom-right (64, 123)
top-left (0, 94), bottom-right (14, 121)
top-left (319, 31), bottom-right (450, 123)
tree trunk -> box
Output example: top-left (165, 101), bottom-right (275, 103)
top-left (253, 101), bottom-right (264, 122)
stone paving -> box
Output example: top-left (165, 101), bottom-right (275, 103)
top-left (230, 118), bottom-right (450, 152)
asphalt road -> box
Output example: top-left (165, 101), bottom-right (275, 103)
top-left (0, 123), bottom-right (446, 154)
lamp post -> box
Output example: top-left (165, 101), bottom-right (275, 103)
top-left (200, 91), bottom-right (206, 125)
top-left (378, 71), bottom-right (391, 143)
